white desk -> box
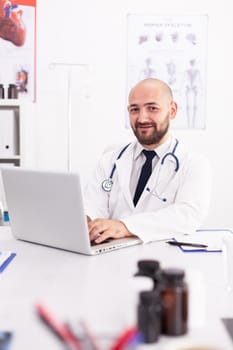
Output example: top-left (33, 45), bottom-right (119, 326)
top-left (0, 227), bottom-right (233, 350)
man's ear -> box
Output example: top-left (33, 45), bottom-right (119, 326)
top-left (170, 101), bottom-right (178, 120)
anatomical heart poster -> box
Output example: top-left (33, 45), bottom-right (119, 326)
top-left (0, 0), bottom-right (36, 102)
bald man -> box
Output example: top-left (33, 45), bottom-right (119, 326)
top-left (85, 78), bottom-right (212, 244)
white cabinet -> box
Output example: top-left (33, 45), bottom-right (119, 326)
top-left (0, 100), bottom-right (22, 167)
top-left (0, 100), bottom-right (25, 220)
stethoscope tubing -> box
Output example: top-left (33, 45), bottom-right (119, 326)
top-left (161, 139), bottom-right (179, 171)
top-left (101, 143), bottom-right (131, 192)
top-left (102, 139), bottom-right (179, 192)
top-left (109, 143), bottom-right (131, 179)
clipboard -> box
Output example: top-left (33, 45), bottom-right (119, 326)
top-left (170, 237), bottom-right (222, 253)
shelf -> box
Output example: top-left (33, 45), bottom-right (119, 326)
top-left (0, 158), bottom-right (20, 166)
top-left (0, 156), bottom-right (20, 160)
top-left (0, 100), bottom-right (21, 107)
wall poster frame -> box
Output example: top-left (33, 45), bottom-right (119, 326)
top-left (0, 0), bottom-right (36, 102)
top-left (127, 14), bottom-right (208, 129)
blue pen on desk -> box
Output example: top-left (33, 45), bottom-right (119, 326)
top-left (0, 251), bottom-right (16, 273)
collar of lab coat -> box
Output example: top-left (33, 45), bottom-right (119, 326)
top-left (133, 134), bottom-right (173, 161)
top-left (114, 135), bottom-right (179, 208)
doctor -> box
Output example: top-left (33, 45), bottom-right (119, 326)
top-left (84, 78), bottom-right (212, 244)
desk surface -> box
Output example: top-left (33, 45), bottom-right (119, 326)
top-left (0, 227), bottom-right (233, 350)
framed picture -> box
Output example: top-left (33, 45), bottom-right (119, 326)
top-left (0, 0), bottom-right (36, 101)
top-left (127, 14), bottom-right (208, 129)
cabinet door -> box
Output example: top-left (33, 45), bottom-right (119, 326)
top-left (0, 108), bottom-right (19, 157)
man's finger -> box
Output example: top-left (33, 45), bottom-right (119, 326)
top-left (91, 233), bottom-right (102, 242)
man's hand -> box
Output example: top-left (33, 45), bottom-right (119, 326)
top-left (88, 218), bottom-right (133, 244)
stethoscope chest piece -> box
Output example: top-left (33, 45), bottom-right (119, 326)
top-left (102, 179), bottom-right (113, 192)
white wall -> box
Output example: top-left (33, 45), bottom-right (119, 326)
top-left (29, 0), bottom-right (233, 228)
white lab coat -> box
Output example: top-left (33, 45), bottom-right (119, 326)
top-left (84, 137), bottom-right (212, 243)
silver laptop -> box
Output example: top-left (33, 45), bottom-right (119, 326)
top-left (1, 167), bottom-right (141, 255)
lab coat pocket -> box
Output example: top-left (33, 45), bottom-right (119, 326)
top-left (151, 172), bottom-right (180, 205)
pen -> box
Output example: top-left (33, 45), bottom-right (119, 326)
top-left (36, 302), bottom-right (82, 350)
top-left (166, 241), bottom-right (208, 248)
top-left (109, 327), bottom-right (138, 350)
top-left (80, 320), bottom-right (100, 350)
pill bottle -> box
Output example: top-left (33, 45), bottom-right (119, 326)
top-left (160, 268), bottom-right (188, 336)
top-left (135, 260), bottom-right (161, 288)
top-left (8, 84), bottom-right (18, 99)
top-left (0, 84), bottom-right (5, 99)
top-left (137, 290), bottom-right (161, 343)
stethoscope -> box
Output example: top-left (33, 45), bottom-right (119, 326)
top-left (102, 143), bottom-right (131, 192)
top-left (101, 139), bottom-right (180, 201)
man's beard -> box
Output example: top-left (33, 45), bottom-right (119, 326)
top-left (132, 116), bottom-right (169, 146)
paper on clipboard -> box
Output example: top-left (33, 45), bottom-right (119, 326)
top-left (172, 230), bottom-right (225, 252)
top-left (176, 242), bottom-right (222, 252)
